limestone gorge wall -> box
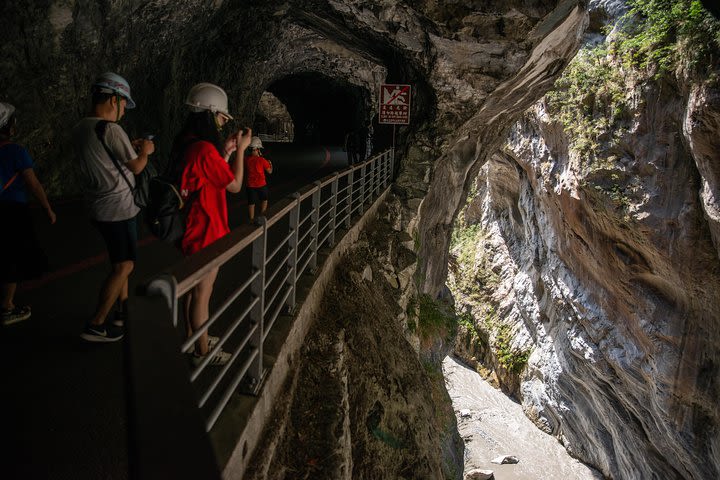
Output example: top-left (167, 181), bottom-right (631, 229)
top-left (449, 10), bottom-right (720, 480)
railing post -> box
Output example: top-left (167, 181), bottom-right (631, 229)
top-left (249, 219), bottom-right (266, 386)
top-left (384, 151), bottom-right (389, 188)
top-left (359, 162), bottom-right (366, 215)
top-left (368, 157), bottom-right (374, 200)
top-left (379, 152), bottom-right (384, 188)
top-left (310, 181), bottom-right (321, 271)
top-left (286, 193), bottom-right (300, 313)
top-left (390, 148), bottom-right (395, 184)
top-left (346, 168), bottom-right (353, 229)
top-left (329, 173), bottom-right (338, 247)
top-left (372, 155), bottom-right (378, 197)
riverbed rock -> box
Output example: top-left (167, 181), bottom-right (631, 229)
top-left (465, 468), bottom-right (495, 480)
top-left (491, 455), bottom-right (519, 465)
top-left (362, 265), bottom-right (373, 282)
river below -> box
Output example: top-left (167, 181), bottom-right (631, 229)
top-left (442, 355), bottom-right (603, 480)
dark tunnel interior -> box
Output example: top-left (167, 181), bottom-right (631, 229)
top-left (267, 72), bottom-right (369, 146)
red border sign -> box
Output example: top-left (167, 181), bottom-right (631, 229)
top-left (379, 84), bottom-right (411, 125)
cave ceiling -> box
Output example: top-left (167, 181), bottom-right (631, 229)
top-left (1, 1), bottom-right (583, 156)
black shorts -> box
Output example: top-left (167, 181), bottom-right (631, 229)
top-left (92, 216), bottom-right (138, 263)
top-left (247, 185), bottom-right (269, 205)
top-left (0, 202), bottom-right (48, 282)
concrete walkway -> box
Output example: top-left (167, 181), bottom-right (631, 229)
top-left (1, 145), bottom-right (348, 479)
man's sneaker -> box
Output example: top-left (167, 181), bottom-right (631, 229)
top-left (80, 323), bottom-right (124, 343)
top-left (208, 335), bottom-right (220, 350)
top-left (1, 306), bottom-right (31, 326)
top-left (192, 349), bottom-right (231, 367)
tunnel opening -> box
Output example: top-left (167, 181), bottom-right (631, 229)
top-left (267, 72), bottom-right (370, 146)
top-left (255, 91), bottom-right (294, 142)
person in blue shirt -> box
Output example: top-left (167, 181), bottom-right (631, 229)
top-left (0, 102), bottom-right (56, 325)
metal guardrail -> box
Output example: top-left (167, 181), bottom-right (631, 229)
top-left (142, 149), bottom-right (394, 431)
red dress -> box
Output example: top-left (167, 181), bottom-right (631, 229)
top-left (179, 141), bottom-right (235, 256)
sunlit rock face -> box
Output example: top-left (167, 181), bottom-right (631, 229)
top-left (451, 51), bottom-right (720, 480)
top-left (2, 0), bottom-right (589, 477)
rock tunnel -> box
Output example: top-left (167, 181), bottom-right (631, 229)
top-left (3, 0), bottom-right (720, 479)
top-left (267, 72), bottom-right (369, 145)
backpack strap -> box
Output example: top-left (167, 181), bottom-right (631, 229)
top-left (0, 172), bottom-right (19, 194)
top-left (95, 120), bottom-right (135, 194)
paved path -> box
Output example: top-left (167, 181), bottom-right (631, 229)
top-left (2, 144), bottom-right (349, 479)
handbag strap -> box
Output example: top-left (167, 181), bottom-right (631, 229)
top-left (94, 120), bottom-right (135, 194)
top-left (0, 141), bottom-right (20, 194)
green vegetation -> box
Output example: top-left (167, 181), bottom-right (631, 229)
top-left (546, 0), bottom-right (720, 159)
top-left (417, 294), bottom-right (457, 341)
top-left (545, 43), bottom-right (629, 158)
top-left (457, 309), bottom-right (489, 352)
top-left (494, 324), bottom-right (530, 374)
top-left (591, 173), bottom-right (632, 213)
top-left (450, 222), bottom-right (482, 268)
top-left (449, 216), bottom-right (500, 298)
top-left (616, 0), bottom-right (720, 74)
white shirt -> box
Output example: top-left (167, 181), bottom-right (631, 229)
top-left (72, 117), bottom-right (140, 221)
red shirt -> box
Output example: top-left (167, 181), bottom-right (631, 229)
top-left (244, 155), bottom-right (271, 188)
top-left (179, 141), bottom-right (235, 256)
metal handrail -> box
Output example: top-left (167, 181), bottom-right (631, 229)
top-left (142, 148), bottom-right (394, 432)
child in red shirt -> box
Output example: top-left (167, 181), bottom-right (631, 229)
top-left (244, 136), bottom-right (272, 223)
top-left (173, 83), bottom-right (251, 366)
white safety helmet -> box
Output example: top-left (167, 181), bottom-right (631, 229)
top-left (0, 102), bottom-right (16, 129)
top-left (92, 72), bottom-right (136, 109)
top-left (185, 83), bottom-right (234, 119)
top-left (249, 136), bottom-right (263, 149)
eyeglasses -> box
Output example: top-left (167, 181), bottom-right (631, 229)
top-left (216, 113), bottom-right (230, 125)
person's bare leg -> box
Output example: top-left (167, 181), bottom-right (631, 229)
top-left (90, 261), bottom-right (134, 325)
top-left (1, 282), bottom-right (17, 310)
top-left (189, 267), bottom-right (219, 356)
top-left (248, 204), bottom-right (256, 223)
top-left (184, 292), bottom-right (193, 340)
top-left (119, 277), bottom-right (129, 304)
top-left (260, 200), bottom-right (268, 217)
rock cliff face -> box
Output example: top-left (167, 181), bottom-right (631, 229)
top-left (2, 0), bottom-right (591, 477)
top-left (449, 11), bottom-right (720, 480)
top-left (244, 221), bottom-right (463, 479)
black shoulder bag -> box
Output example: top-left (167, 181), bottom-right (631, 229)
top-left (144, 137), bottom-right (203, 244)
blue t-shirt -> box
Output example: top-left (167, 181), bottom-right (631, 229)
top-left (0, 143), bottom-right (34, 203)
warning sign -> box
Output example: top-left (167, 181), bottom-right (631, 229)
top-left (379, 84), bottom-right (411, 125)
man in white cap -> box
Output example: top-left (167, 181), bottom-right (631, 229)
top-left (72, 72), bottom-right (154, 342)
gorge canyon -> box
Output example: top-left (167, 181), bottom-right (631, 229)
top-left (2, 0), bottom-right (719, 478)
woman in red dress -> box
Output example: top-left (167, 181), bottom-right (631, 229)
top-left (172, 83), bottom-right (251, 365)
